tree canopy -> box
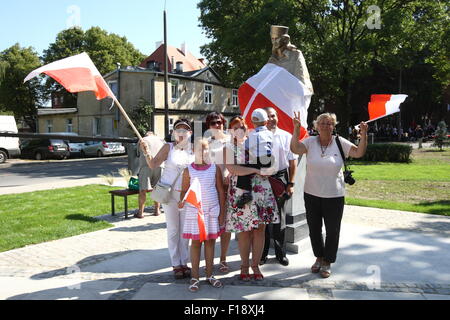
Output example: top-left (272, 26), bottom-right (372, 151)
top-left (198, 0), bottom-right (449, 130)
top-left (0, 44), bottom-right (42, 131)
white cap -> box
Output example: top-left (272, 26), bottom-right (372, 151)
top-left (251, 108), bottom-right (268, 122)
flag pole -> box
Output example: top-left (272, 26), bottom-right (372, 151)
top-left (111, 96), bottom-right (144, 141)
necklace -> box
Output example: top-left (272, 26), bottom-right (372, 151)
top-left (319, 136), bottom-right (332, 158)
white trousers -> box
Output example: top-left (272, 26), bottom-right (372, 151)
top-left (162, 191), bottom-right (190, 267)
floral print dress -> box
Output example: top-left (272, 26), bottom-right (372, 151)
top-left (225, 143), bottom-right (279, 233)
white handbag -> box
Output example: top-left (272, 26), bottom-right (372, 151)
top-left (151, 168), bottom-right (183, 204)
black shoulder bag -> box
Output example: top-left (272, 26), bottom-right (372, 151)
top-left (335, 135), bottom-right (356, 185)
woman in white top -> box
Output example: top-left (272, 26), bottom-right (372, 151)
top-left (141, 119), bottom-right (195, 280)
top-left (290, 112), bottom-right (368, 278)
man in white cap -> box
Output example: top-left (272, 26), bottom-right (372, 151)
top-left (235, 108), bottom-right (275, 208)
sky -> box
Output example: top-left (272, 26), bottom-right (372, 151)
top-left (0, 0), bottom-right (210, 60)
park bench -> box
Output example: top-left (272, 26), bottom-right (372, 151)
top-left (109, 189), bottom-right (150, 219)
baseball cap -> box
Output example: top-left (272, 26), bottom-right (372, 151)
top-left (251, 108), bottom-right (268, 122)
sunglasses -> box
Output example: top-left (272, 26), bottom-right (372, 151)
top-left (210, 120), bottom-right (223, 126)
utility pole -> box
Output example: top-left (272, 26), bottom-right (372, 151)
top-left (164, 9), bottom-right (169, 139)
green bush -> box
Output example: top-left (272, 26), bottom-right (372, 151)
top-left (359, 143), bottom-right (412, 163)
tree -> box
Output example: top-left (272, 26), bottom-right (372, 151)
top-left (198, 0), bottom-right (449, 132)
top-left (0, 44), bottom-right (42, 131)
top-left (41, 27), bottom-right (146, 107)
top-left (129, 98), bottom-right (154, 137)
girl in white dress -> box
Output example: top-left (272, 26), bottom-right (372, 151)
top-left (178, 138), bottom-right (226, 292)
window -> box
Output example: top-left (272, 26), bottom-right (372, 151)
top-left (232, 89), bottom-right (238, 107)
top-left (171, 79), bottom-right (179, 101)
top-left (66, 119), bottom-right (73, 133)
top-left (108, 81), bottom-right (118, 96)
top-left (46, 120), bottom-right (53, 133)
top-left (204, 84), bottom-right (213, 104)
top-left (93, 118), bottom-right (101, 136)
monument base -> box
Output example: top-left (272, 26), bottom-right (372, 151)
top-left (284, 155), bottom-right (309, 253)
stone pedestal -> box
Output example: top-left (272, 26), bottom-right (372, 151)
top-left (284, 154), bottom-right (309, 253)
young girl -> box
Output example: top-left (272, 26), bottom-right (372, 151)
top-left (178, 138), bottom-right (226, 292)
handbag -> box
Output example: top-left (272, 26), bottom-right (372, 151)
top-left (151, 168), bottom-right (184, 204)
top-left (335, 135), bottom-right (356, 185)
top-left (128, 177), bottom-right (139, 191)
top-left (268, 176), bottom-right (287, 199)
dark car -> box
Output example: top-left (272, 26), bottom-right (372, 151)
top-left (20, 138), bottom-right (70, 160)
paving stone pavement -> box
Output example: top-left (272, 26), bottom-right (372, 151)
top-left (0, 202), bottom-right (449, 300)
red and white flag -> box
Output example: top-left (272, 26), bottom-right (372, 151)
top-left (238, 63), bottom-right (312, 140)
top-left (368, 94), bottom-right (408, 122)
top-left (183, 177), bottom-right (207, 242)
top-left (24, 52), bottom-right (113, 100)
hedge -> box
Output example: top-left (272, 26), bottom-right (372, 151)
top-left (358, 143), bottom-right (412, 163)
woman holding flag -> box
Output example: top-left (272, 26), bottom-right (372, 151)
top-left (290, 112), bottom-right (368, 278)
top-left (178, 138), bottom-right (226, 292)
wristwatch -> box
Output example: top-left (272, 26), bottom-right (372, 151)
top-left (287, 182), bottom-right (295, 187)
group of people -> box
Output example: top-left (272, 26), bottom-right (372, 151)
top-left (137, 109), bottom-right (368, 293)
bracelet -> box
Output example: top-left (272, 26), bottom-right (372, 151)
top-left (287, 182), bottom-right (295, 186)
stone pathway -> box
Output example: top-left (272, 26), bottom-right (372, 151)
top-left (0, 205), bottom-right (449, 300)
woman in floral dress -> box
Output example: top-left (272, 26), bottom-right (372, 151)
top-left (223, 116), bottom-right (279, 281)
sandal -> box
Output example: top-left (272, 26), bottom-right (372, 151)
top-left (133, 213), bottom-right (144, 219)
top-left (188, 278), bottom-right (200, 292)
top-left (239, 265), bottom-right (251, 281)
top-left (219, 261), bottom-right (229, 273)
top-left (173, 267), bottom-right (184, 279)
top-left (311, 258), bottom-right (322, 273)
top-left (320, 264), bottom-right (331, 278)
top-left (251, 265), bottom-right (264, 281)
top-left (207, 276), bottom-right (223, 288)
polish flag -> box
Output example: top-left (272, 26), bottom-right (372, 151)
top-left (238, 63), bottom-right (312, 140)
top-left (24, 52), bottom-right (113, 100)
top-left (183, 177), bottom-right (207, 242)
top-left (368, 94), bottom-right (408, 122)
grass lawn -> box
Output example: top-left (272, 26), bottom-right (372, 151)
top-left (346, 148), bottom-right (450, 215)
top-left (0, 185), bottom-right (145, 253)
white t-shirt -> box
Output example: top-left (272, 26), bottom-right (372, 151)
top-left (273, 128), bottom-right (298, 171)
top-left (301, 136), bottom-right (356, 198)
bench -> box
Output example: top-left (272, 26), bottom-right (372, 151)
top-left (109, 189), bottom-right (151, 219)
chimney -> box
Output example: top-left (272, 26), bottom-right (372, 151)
top-left (176, 61), bottom-right (184, 73)
top-left (155, 41), bottom-right (163, 50)
top-left (171, 56), bottom-right (175, 73)
top-left (181, 42), bottom-right (187, 56)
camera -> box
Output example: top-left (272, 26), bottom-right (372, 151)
top-left (343, 170), bottom-right (355, 185)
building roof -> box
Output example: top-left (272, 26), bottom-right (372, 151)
top-left (139, 44), bottom-right (206, 72)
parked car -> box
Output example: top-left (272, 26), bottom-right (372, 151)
top-left (20, 138), bottom-right (70, 160)
top-left (66, 141), bottom-right (86, 158)
top-left (81, 141), bottom-right (125, 157)
top-left (0, 116), bottom-right (21, 163)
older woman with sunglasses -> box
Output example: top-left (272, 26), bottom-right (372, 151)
top-left (141, 119), bottom-right (195, 279)
top-left (223, 116), bottom-right (279, 281)
top-left (205, 112), bottom-right (232, 273)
